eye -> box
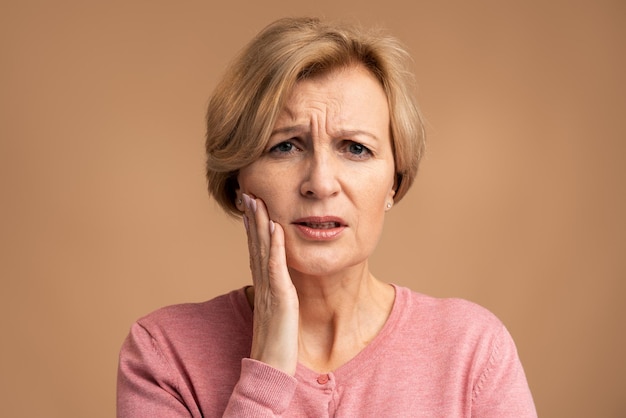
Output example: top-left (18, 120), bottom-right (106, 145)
top-left (269, 141), bottom-right (298, 155)
top-left (344, 141), bottom-right (372, 159)
top-left (349, 143), bottom-right (366, 155)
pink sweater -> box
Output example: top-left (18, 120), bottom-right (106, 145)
top-left (117, 285), bottom-right (536, 417)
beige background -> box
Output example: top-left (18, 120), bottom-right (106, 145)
top-left (1, 1), bottom-right (624, 417)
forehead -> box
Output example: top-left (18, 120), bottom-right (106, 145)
top-left (275, 65), bottom-right (390, 131)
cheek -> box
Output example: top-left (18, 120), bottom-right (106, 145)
top-left (238, 165), bottom-right (271, 197)
top-left (238, 170), bottom-right (291, 220)
top-left (259, 191), bottom-right (287, 221)
top-left (359, 165), bottom-right (395, 202)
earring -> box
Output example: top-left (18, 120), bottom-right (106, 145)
top-left (386, 202), bottom-right (392, 209)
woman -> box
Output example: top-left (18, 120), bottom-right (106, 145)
top-left (117, 17), bottom-right (536, 417)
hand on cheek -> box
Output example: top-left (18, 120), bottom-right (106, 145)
top-left (241, 193), bottom-right (299, 376)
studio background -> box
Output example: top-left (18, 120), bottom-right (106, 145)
top-left (1, 1), bottom-right (624, 417)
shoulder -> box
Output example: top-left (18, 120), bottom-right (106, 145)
top-left (395, 285), bottom-right (502, 329)
top-left (132, 287), bottom-right (252, 342)
top-left (392, 286), bottom-right (529, 391)
top-left (118, 288), bottom-right (255, 416)
top-left (389, 286), bottom-right (536, 416)
top-left (392, 285), bottom-right (506, 353)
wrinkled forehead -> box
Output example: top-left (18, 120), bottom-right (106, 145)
top-left (271, 65), bottom-right (391, 141)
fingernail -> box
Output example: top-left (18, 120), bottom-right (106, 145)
top-left (243, 214), bottom-right (249, 232)
top-left (269, 220), bottom-right (275, 234)
top-left (242, 193), bottom-right (257, 213)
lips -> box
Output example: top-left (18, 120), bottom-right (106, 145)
top-left (298, 221), bottom-right (341, 229)
top-left (292, 216), bottom-right (346, 240)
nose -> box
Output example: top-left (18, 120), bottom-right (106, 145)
top-left (299, 151), bottom-right (341, 199)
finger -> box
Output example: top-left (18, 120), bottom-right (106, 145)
top-left (253, 197), bottom-right (271, 250)
top-left (253, 197), bottom-right (273, 281)
top-left (242, 193), bottom-right (262, 280)
top-left (242, 194), bottom-right (271, 284)
top-left (267, 222), bottom-right (294, 297)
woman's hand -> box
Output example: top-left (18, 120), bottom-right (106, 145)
top-left (242, 193), bottom-right (299, 376)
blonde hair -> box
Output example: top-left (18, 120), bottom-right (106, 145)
top-left (205, 17), bottom-right (425, 216)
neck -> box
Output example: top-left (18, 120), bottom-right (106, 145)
top-left (289, 262), bottom-right (395, 372)
top-left (290, 261), bottom-right (382, 318)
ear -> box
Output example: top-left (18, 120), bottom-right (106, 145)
top-left (385, 185), bottom-right (396, 212)
top-left (393, 173), bottom-right (402, 195)
top-left (232, 176), bottom-right (245, 213)
top-left (391, 173), bottom-right (400, 199)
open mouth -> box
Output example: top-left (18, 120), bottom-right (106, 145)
top-left (293, 217), bottom-right (346, 240)
top-left (297, 221), bottom-right (341, 229)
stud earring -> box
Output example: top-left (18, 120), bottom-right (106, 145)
top-left (237, 198), bottom-right (242, 205)
top-left (386, 202), bottom-right (392, 209)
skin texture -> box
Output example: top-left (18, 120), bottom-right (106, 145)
top-left (236, 65), bottom-right (397, 374)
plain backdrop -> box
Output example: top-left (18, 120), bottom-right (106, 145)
top-left (1, 1), bottom-right (625, 417)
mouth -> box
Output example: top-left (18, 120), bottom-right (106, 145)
top-left (293, 216), bottom-right (346, 228)
top-left (292, 216), bottom-right (347, 240)
top-left (296, 221), bottom-right (342, 229)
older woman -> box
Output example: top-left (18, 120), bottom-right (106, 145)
top-left (117, 17), bottom-right (536, 417)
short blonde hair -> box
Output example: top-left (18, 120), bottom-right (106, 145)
top-left (205, 17), bottom-right (425, 217)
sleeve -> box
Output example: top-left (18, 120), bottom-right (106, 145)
top-left (223, 358), bottom-right (298, 417)
top-left (117, 322), bottom-right (196, 417)
top-left (471, 325), bottom-right (538, 418)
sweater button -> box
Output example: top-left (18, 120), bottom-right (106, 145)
top-left (317, 374), bottom-right (329, 384)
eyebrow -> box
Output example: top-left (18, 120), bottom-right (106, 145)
top-left (270, 125), bottom-right (308, 137)
top-left (270, 125), bottom-right (381, 142)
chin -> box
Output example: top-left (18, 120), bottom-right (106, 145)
top-left (288, 264), bottom-right (338, 278)
top-left (285, 250), bottom-right (367, 279)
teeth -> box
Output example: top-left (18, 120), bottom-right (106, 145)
top-left (304, 222), bottom-right (339, 229)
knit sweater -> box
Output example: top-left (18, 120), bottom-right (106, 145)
top-left (117, 285), bottom-right (536, 417)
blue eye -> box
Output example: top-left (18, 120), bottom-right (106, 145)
top-left (345, 142), bottom-right (371, 158)
top-left (349, 143), bottom-right (366, 155)
top-left (270, 141), bottom-right (295, 153)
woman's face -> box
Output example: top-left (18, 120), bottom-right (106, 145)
top-left (237, 65), bottom-right (396, 277)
